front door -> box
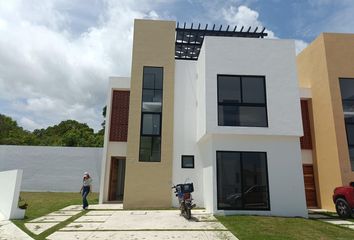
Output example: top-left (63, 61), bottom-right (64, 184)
top-left (109, 157), bottom-right (126, 201)
top-left (303, 164), bottom-right (318, 208)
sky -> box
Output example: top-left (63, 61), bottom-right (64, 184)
top-left (1, 0), bottom-right (354, 132)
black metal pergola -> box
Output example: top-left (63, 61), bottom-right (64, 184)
top-left (175, 22), bottom-right (268, 60)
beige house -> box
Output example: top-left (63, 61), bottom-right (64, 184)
top-left (297, 33), bottom-right (354, 211)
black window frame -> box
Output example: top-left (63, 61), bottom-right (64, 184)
top-left (340, 78), bottom-right (354, 171)
top-left (139, 66), bottom-right (163, 162)
top-left (216, 150), bottom-right (271, 211)
top-left (181, 155), bottom-right (195, 168)
top-left (217, 74), bottom-right (268, 127)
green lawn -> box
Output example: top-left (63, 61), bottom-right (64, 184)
top-left (12, 192), bottom-right (98, 240)
top-left (217, 215), bottom-right (354, 240)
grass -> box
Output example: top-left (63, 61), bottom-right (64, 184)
top-left (12, 192), bottom-right (98, 240)
top-left (216, 215), bottom-right (354, 240)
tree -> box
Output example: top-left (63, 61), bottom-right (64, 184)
top-left (101, 105), bottom-right (107, 130)
top-left (0, 114), bottom-right (36, 145)
top-left (0, 114), bottom-right (104, 147)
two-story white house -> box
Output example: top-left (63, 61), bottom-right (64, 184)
top-left (99, 19), bottom-right (308, 217)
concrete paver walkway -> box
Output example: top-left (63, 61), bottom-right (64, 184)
top-left (0, 215), bottom-right (33, 240)
top-left (24, 208), bottom-right (81, 235)
top-left (308, 210), bottom-right (354, 230)
top-left (41, 205), bottom-right (238, 240)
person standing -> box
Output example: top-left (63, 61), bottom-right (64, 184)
top-left (80, 172), bottom-right (92, 210)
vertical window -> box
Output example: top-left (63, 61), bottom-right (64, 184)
top-left (217, 151), bottom-right (270, 210)
top-left (181, 155), bottom-right (194, 168)
top-left (340, 78), bottom-right (354, 171)
top-left (139, 67), bottom-right (163, 162)
top-left (217, 75), bottom-right (267, 127)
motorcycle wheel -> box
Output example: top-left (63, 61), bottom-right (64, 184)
top-left (185, 208), bottom-right (191, 220)
top-left (180, 202), bottom-right (185, 216)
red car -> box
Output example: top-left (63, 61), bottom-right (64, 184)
top-left (333, 182), bottom-right (354, 218)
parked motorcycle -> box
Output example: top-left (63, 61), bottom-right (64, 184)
top-left (172, 183), bottom-right (196, 219)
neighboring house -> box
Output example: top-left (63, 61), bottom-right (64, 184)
top-left (297, 33), bottom-right (354, 211)
top-left (99, 19), bottom-right (308, 217)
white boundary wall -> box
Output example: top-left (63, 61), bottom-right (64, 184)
top-left (0, 169), bottom-right (25, 219)
top-left (0, 145), bottom-right (102, 192)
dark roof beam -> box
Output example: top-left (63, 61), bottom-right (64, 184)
top-left (175, 22), bottom-right (267, 60)
top-left (178, 22), bottom-right (186, 58)
top-left (190, 23), bottom-right (201, 59)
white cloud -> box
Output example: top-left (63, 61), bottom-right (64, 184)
top-left (0, 0), bottom-right (163, 131)
top-left (294, 39), bottom-right (308, 55)
top-left (222, 6), bottom-right (260, 27)
top-left (222, 5), bottom-right (275, 38)
top-left (19, 117), bottom-right (43, 131)
top-left (221, 5), bottom-right (307, 54)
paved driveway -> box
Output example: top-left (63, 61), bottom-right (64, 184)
top-left (0, 220), bottom-right (33, 240)
top-left (27, 204), bottom-right (238, 240)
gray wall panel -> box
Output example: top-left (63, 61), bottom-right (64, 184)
top-left (0, 145), bottom-right (102, 192)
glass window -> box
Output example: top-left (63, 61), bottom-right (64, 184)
top-left (238, 106), bottom-right (267, 127)
top-left (142, 89), bottom-right (162, 103)
top-left (218, 105), bottom-right (238, 126)
top-left (182, 155), bottom-right (195, 168)
top-left (241, 153), bottom-right (269, 209)
top-left (143, 67), bottom-right (163, 90)
top-left (345, 122), bottom-right (354, 145)
top-left (139, 136), bottom-right (161, 162)
top-left (140, 67), bottom-right (163, 162)
top-left (217, 151), bottom-right (269, 210)
top-left (340, 78), bottom-right (354, 171)
top-left (218, 76), bottom-right (241, 103)
top-left (217, 75), bottom-right (267, 127)
top-left (242, 77), bottom-right (266, 104)
top-left (348, 147), bottom-right (354, 171)
top-left (143, 73), bottom-right (156, 89)
top-left (141, 113), bottom-right (160, 135)
top-left (142, 89), bottom-right (162, 112)
top-left (340, 79), bottom-right (354, 101)
top-left (217, 152), bottom-right (242, 209)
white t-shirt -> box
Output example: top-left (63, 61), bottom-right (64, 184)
top-left (83, 178), bottom-right (92, 187)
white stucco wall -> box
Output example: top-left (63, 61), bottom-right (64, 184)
top-left (0, 169), bottom-right (25, 219)
top-left (172, 37), bottom-right (307, 217)
top-left (196, 46), bottom-right (207, 141)
top-left (206, 135), bottom-right (307, 217)
top-left (172, 60), bottom-right (204, 207)
top-left (202, 37), bottom-right (303, 138)
top-left (0, 145), bottom-right (102, 192)
top-left (99, 77), bottom-right (130, 203)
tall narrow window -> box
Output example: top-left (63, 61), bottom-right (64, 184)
top-left (217, 75), bottom-right (267, 127)
top-left (217, 151), bottom-right (270, 210)
top-left (339, 78), bottom-right (354, 171)
top-left (139, 67), bottom-right (163, 162)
